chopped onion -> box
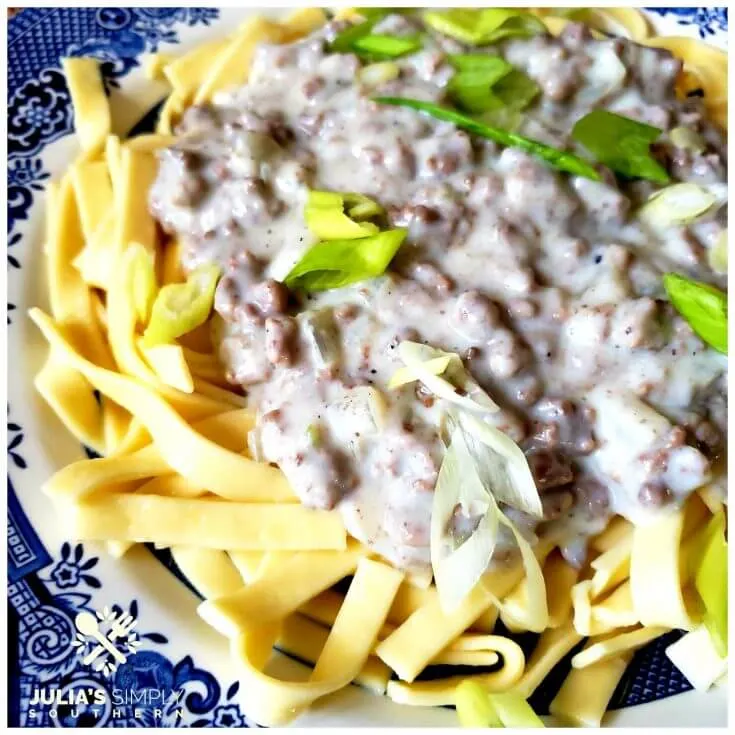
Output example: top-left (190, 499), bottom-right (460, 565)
top-left (577, 44), bottom-right (627, 106)
top-left (359, 61), bottom-right (401, 87)
top-left (396, 341), bottom-right (499, 414)
top-left (299, 309), bottom-right (340, 371)
top-left (669, 126), bottom-right (707, 154)
top-left (666, 625), bottom-right (727, 691)
top-left (266, 241), bottom-right (312, 282)
top-left (351, 385), bottom-right (389, 429)
top-left (638, 182), bottom-right (717, 228)
top-left (342, 192), bottom-right (384, 221)
top-left (306, 423), bottom-right (322, 447)
top-left (708, 229), bottom-right (728, 274)
top-left (285, 228), bottom-right (406, 292)
top-left (303, 189), bottom-right (384, 241)
top-left (589, 387), bottom-right (671, 449)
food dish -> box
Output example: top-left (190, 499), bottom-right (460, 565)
top-left (20, 6), bottom-right (727, 728)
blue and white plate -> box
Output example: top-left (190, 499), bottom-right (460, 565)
top-left (6, 7), bottom-right (728, 728)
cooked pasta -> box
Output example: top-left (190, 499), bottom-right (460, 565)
top-left (29, 6), bottom-right (727, 728)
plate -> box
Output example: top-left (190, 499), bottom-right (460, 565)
top-left (6, 7), bottom-right (728, 728)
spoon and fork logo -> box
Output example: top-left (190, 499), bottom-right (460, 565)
top-left (72, 607), bottom-right (142, 676)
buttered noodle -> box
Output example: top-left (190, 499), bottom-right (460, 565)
top-left (30, 7), bottom-right (726, 727)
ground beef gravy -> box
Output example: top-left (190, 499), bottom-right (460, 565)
top-left (150, 17), bottom-right (727, 571)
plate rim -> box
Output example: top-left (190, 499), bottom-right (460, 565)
top-left (6, 6), bottom-right (728, 728)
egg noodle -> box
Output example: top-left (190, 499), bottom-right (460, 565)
top-left (30, 7), bottom-right (726, 727)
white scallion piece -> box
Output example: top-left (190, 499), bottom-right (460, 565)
top-left (669, 126), bottom-right (706, 154)
top-left (431, 422), bottom-right (500, 613)
top-left (395, 341), bottom-right (499, 414)
top-left (638, 182), bottom-right (717, 228)
top-left (456, 411), bottom-right (543, 518)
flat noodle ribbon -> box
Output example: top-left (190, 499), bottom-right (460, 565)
top-left (376, 562), bottom-right (523, 682)
top-left (644, 36), bottom-right (727, 129)
top-left (43, 409), bottom-right (258, 502)
top-left (229, 551), bottom-right (267, 583)
top-left (549, 651), bottom-right (632, 727)
top-left (140, 343), bottom-right (195, 393)
top-left (35, 348), bottom-right (105, 455)
top-left (106, 246), bottom-right (161, 384)
top-left (116, 148), bottom-right (158, 251)
top-left (230, 557), bottom-right (404, 725)
top-left (630, 507), bottom-right (699, 630)
top-left (277, 613), bottom-right (392, 694)
top-left (199, 546), bottom-right (362, 636)
top-left (46, 177), bottom-right (114, 369)
top-left (34, 9), bottom-right (728, 729)
top-left (65, 493), bottom-right (345, 551)
top-left (194, 18), bottom-right (288, 104)
top-left (163, 38), bottom-right (232, 103)
top-left (384, 635), bottom-right (525, 707)
top-left (586, 8), bottom-right (651, 41)
top-left (61, 57), bottom-right (110, 154)
top-left (591, 516), bottom-right (633, 553)
top-left (589, 538), bottom-right (632, 599)
top-left (590, 581), bottom-right (639, 631)
top-left (513, 620), bottom-right (583, 698)
top-left (136, 474), bottom-right (207, 498)
top-left (70, 160), bottom-right (114, 242)
top-left (571, 625), bottom-right (669, 669)
top-left (106, 418), bottom-right (150, 457)
top-left (156, 92), bottom-right (187, 135)
top-left (125, 134), bottom-right (178, 152)
top-left (171, 546), bottom-right (247, 598)
top-left (300, 589), bottom-right (510, 667)
top-left (30, 309), bottom-right (295, 502)
top-left (101, 397), bottom-right (132, 455)
top-left (544, 551), bottom-right (580, 628)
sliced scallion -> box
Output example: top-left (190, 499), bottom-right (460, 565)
top-left (374, 96), bottom-right (600, 180)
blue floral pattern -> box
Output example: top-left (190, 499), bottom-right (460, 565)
top-left (49, 543), bottom-right (101, 590)
top-left (7, 8), bottom-right (219, 239)
top-left (8, 160), bottom-right (50, 246)
top-left (213, 703), bottom-right (247, 728)
top-left (5, 9), bottom-right (254, 727)
top-left (8, 544), bottom-right (252, 727)
top-left (8, 416), bottom-right (27, 470)
top-left (8, 68), bottom-right (72, 161)
top-left (646, 7), bottom-right (728, 37)
top-left (6, 404), bottom-right (250, 728)
top-left (8, 233), bottom-right (22, 269)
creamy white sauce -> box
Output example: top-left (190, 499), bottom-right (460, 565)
top-left (149, 16), bottom-right (727, 571)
